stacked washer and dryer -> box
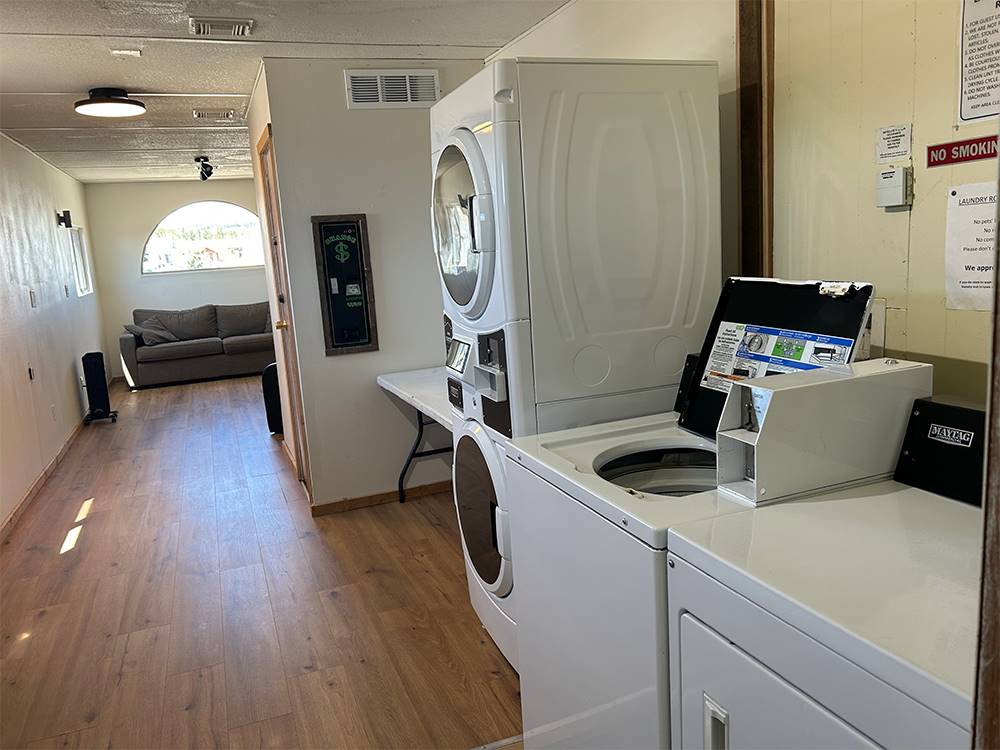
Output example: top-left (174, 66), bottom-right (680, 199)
top-left (428, 58), bottom-right (722, 668)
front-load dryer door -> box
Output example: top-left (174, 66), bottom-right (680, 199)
top-left (453, 421), bottom-right (513, 597)
top-left (432, 128), bottom-right (496, 321)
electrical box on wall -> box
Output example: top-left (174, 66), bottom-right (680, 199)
top-left (875, 166), bottom-right (912, 208)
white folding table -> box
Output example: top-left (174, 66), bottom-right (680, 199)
top-left (376, 366), bottom-right (454, 502)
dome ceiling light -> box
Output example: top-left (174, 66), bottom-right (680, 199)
top-left (74, 88), bottom-right (146, 118)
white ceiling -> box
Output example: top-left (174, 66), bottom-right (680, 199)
top-left (0, 0), bottom-right (566, 182)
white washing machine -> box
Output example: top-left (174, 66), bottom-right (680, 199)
top-left (432, 58), bottom-right (723, 665)
top-left (665, 392), bottom-right (986, 748)
top-left (505, 278), bottom-right (899, 747)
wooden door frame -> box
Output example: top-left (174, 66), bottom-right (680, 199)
top-left (256, 124), bottom-right (312, 498)
top-left (737, 0), bottom-right (775, 277)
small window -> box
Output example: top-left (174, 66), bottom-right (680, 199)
top-left (69, 227), bottom-right (93, 296)
top-left (142, 201), bottom-right (264, 274)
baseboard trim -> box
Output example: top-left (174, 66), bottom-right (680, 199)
top-left (1, 419), bottom-right (84, 545)
top-left (310, 480), bottom-right (453, 516)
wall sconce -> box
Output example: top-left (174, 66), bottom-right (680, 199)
top-left (56, 210), bottom-right (73, 228)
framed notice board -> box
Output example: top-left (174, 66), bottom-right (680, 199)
top-left (311, 214), bottom-right (379, 356)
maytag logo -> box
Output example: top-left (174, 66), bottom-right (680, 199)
top-left (928, 424), bottom-right (974, 448)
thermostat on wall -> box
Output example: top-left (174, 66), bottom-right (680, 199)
top-left (875, 166), bottom-right (912, 208)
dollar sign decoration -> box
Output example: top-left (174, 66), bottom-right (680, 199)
top-left (334, 241), bottom-right (351, 263)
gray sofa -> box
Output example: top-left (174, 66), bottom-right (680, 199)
top-left (120, 302), bottom-right (276, 388)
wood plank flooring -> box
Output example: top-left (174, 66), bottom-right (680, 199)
top-left (1, 377), bottom-right (521, 749)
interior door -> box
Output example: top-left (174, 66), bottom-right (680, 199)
top-left (256, 124), bottom-right (311, 495)
top-left (431, 129), bottom-right (495, 320)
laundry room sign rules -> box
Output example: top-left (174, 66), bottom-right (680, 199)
top-left (945, 182), bottom-right (996, 310)
top-left (311, 214), bottom-right (379, 355)
top-left (959, 0), bottom-right (1000, 124)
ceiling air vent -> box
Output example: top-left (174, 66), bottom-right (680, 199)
top-left (192, 108), bottom-right (237, 122)
top-left (188, 16), bottom-right (255, 38)
top-left (345, 69), bottom-right (440, 110)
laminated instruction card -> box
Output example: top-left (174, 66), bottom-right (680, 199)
top-left (700, 323), bottom-right (855, 395)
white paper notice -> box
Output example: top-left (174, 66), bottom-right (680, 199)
top-left (876, 123), bottom-right (911, 163)
top-left (945, 181), bottom-right (997, 311)
top-left (959, 0), bottom-right (1000, 124)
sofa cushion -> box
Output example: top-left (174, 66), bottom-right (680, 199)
top-left (222, 332), bottom-right (275, 355)
top-left (136, 336), bottom-right (223, 363)
top-left (133, 305), bottom-right (217, 340)
top-left (216, 302), bottom-right (270, 338)
top-left (124, 318), bottom-right (179, 346)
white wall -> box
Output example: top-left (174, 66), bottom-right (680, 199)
top-left (491, 0), bottom-right (740, 279)
top-left (772, 0), bottom-right (994, 398)
top-left (259, 57), bottom-right (482, 506)
top-left (85, 179), bottom-right (268, 376)
top-left (0, 135), bottom-right (104, 524)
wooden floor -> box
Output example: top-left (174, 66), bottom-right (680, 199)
top-left (1, 377), bottom-right (521, 749)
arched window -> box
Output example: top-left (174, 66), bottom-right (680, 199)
top-left (142, 201), bottom-right (264, 274)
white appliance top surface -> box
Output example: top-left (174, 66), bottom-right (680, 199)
top-left (376, 366), bottom-right (453, 431)
top-left (668, 481), bottom-right (982, 717)
top-left (507, 412), bottom-right (747, 549)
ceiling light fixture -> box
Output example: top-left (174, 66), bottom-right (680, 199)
top-left (110, 49), bottom-right (142, 58)
top-left (74, 88), bottom-right (146, 118)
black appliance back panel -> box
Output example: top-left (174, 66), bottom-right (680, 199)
top-left (82, 352), bottom-right (111, 414)
top-left (262, 362), bottom-right (283, 434)
top-left (894, 397), bottom-right (986, 507)
top-left (678, 279), bottom-right (874, 440)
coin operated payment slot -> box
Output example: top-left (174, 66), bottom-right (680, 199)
top-left (476, 330), bottom-right (513, 438)
top-left (715, 359), bottom-right (933, 506)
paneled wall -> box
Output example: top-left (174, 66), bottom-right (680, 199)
top-left (773, 0), bottom-right (995, 398)
top-left (0, 135), bottom-right (104, 524)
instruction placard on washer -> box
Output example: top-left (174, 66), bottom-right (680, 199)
top-left (700, 322), bottom-right (856, 394)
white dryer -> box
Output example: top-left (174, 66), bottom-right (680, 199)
top-left (432, 58), bottom-right (723, 430)
top-left (432, 58), bottom-right (723, 669)
top-left (444, 317), bottom-right (520, 668)
top-left (431, 61), bottom-right (527, 332)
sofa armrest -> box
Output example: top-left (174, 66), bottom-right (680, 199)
top-left (119, 332), bottom-right (140, 387)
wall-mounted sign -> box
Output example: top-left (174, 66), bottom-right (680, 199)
top-left (927, 135), bottom-right (998, 167)
top-left (311, 214), bottom-right (379, 355)
top-left (876, 123), bottom-right (911, 163)
top-left (945, 181), bottom-right (996, 311)
top-left (959, 0), bottom-right (1000, 125)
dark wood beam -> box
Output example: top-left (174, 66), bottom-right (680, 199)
top-left (737, 0), bottom-right (774, 277)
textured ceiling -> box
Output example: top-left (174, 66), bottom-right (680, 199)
top-left (0, 0), bottom-right (566, 182)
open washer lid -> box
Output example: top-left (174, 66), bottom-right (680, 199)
top-left (678, 278), bottom-right (874, 440)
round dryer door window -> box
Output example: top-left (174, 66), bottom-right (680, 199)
top-left (432, 129), bottom-right (495, 320)
top-left (454, 433), bottom-right (503, 587)
top-left (433, 145), bottom-right (480, 306)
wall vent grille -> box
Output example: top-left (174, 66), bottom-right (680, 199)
top-left (345, 69), bottom-right (440, 109)
top-left (192, 108), bottom-right (237, 121)
top-left (188, 16), bottom-right (255, 37)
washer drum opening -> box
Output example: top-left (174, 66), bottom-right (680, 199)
top-left (596, 447), bottom-right (717, 497)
